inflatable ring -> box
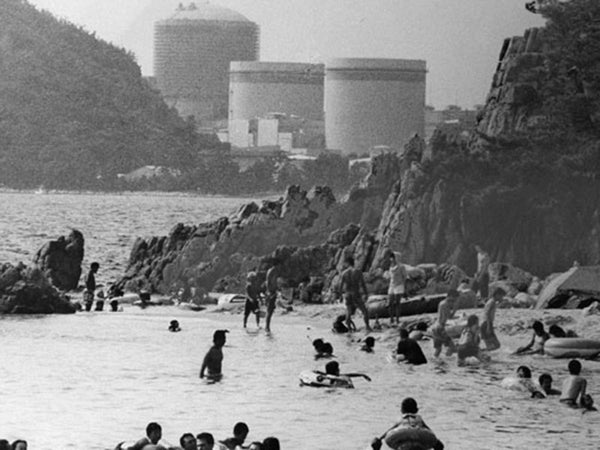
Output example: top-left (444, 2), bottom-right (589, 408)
top-left (544, 338), bottom-right (600, 359)
top-left (384, 427), bottom-right (438, 450)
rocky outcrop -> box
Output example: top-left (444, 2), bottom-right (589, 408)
top-left (0, 263), bottom-right (77, 314)
top-left (33, 229), bottom-right (84, 290)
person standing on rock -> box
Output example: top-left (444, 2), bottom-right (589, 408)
top-left (340, 256), bottom-right (372, 332)
top-left (387, 251), bottom-right (407, 325)
top-left (265, 266), bottom-right (279, 333)
top-left (473, 245), bottom-right (490, 301)
top-left (83, 262), bottom-right (99, 312)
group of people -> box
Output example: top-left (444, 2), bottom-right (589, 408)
top-left (0, 440), bottom-right (27, 450)
top-left (116, 422), bottom-right (280, 450)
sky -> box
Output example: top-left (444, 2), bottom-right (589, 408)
top-left (27, 0), bottom-right (544, 109)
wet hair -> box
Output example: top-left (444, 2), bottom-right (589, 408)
top-left (399, 329), bottom-right (409, 339)
top-left (517, 365), bottom-right (532, 378)
top-left (312, 338), bottom-right (324, 350)
top-left (262, 437), bottom-right (280, 450)
top-left (0, 440), bottom-right (10, 450)
top-left (179, 433), bottom-right (195, 447)
top-left (322, 342), bottom-right (333, 354)
top-left (146, 422), bottom-right (162, 436)
top-left (539, 373), bottom-right (553, 385)
top-left (233, 422), bottom-right (249, 437)
top-left (415, 321), bottom-right (428, 331)
top-left (344, 255), bottom-right (355, 266)
top-left (532, 321), bottom-right (545, 332)
top-left (90, 262), bottom-right (100, 270)
top-left (466, 315), bottom-right (479, 327)
top-left (213, 329), bottom-right (229, 343)
top-left (401, 397), bottom-right (418, 414)
top-left (447, 289), bottom-right (459, 298)
top-left (196, 433), bottom-right (214, 446)
top-left (365, 336), bottom-right (375, 347)
top-left (325, 360), bottom-right (340, 375)
top-left (568, 359), bottom-right (582, 375)
top-left (549, 324), bottom-right (566, 338)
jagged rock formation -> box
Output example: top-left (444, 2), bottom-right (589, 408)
top-left (0, 263), bottom-right (76, 314)
top-left (33, 229), bottom-right (84, 290)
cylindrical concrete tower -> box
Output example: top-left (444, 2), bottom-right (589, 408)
top-left (228, 62), bottom-right (324, 121)
top-left (154, 2), bottom-right (259, 121)
top-left (324, 58), bottom-right (426, 156)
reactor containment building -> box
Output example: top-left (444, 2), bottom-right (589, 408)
top-left (154, 2), bottom-right (259, 122)
top-left (324, 58), bottom-right (427, 156)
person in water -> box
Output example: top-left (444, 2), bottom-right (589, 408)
top-left (196, 433), bottom-right (215, 450)
top-left (340, 255), bottom-right (372, 332)
top-left (265, 266), bottom-right (280, 333)
top-left (119, 422), bottom-right (165, 450)
top-left (10, 440), bottom-right (27, 450)
top-left (386, 251), bottom-right (407, 325)
top-left (395, 328), bottom-right (427, 365)
top-left (244, 272), bottom-right (262, 329)
top-left (168, 320), bottom-right (181, 332)
top-left (332, 313), bottom-right (355, 333)
top-left (371, 397), bottom-right (444, 450)
top-left (361, 336), bottom-right (376, 352)
top-left (457, 315), bottom-right (489, 366)
top-left (319, 360), bottom-right (371, 382)
top-left (200, 330), bottom-right (228, 381)
top-left (83, 261), bottom-right (100, 312)
top-left (179, 433), bottom-right (197, 450)
top-left (539, 373), bottom-right (561, 396)
top-left (516, 365), bottom-right (546, 398)
top-left (560, 359), bottom-right (595, 410)
top-left (312, 338), bottom-right (334, 359)
top-left (514, 320), bottom-right (550, 355)
top-left (261, 437), bottom-right (280, 450)
top-left (409, 321), bottom-right (429, 341)
top-left (480, 287), bottom-right (504, 351)
top-left (431, 290), bottom-right (458, 358)
top-left (219, 422), bottom-right (249, 450)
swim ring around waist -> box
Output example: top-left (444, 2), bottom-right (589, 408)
top-left (384, 427), bottom-right (438, 450)
top-left (544, 338), bottom-right (600, 359)
top-left (299, 370), bottom-right (354, 388)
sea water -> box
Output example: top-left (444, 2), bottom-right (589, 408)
top-left (0, 192), bottom-right (598, 449)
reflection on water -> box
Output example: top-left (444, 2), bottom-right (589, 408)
top-left (0, 309), bottom-right (598, 449)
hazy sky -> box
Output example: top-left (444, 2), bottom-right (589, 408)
top-left (28, 0), bottom-right (544, 109)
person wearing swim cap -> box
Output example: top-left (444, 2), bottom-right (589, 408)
top-left (200, 330), bottom-right (228, 381)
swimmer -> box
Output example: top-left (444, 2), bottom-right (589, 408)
top-left (312, 338), bottom-right (334, 359)
top-left (332, 314), bottom-right (356, 333)
top-left (261, 437), bottom-right (280, 450)
top-left (360, 336), bottom-right (375, 353)
top-left (119, 422), bottom-right (165, 450)
top-left (431, 290), bottom-right (458, 358)
top-left (457, 315), bottom-right (488, 366)
top-left (395, 329), bottom-right (427, 365)
top-left (560, 359), bottom-right (595, 410)
top-left (168, 320), bottom-right (181, 332)
top-left (516, 366), bottom-right (546, 398)
top-left (179, 433), bottom-right (197, 450)
top-left (409, 321), bottom-right (429, 341)
top-left (371, 397), bottom-right (444, 450)
top-left (11, 440), bottom-right (27, 450)
top-left (196, 433), bottom-right (215, 450)
top-left (200, 329), bottom-right (228, 380)
top-left (514, 320), bottom-right (550, 355)
top-left (317, 360), bottom-right (371, 382)
top-left (539, 373), bottom-right (561, 396)
top-left (219, 422), bottom-right (249, 450)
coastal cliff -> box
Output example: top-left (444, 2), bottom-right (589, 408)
top-left (118, 2), bottom-right (600, 294)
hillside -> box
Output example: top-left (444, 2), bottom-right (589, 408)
top-left (0, 0), bottom-right (204, 190)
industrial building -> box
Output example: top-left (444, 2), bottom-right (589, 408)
top-left (324, 58), bottom-right (427, 156)
top-left (153, 2), bottom-right (259, 123)
top-left (228, 61), bottom-right (324, 122)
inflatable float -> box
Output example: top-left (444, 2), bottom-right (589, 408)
top-left (366, 291), bottom-right (477, 319)
top-left (384, 426), bottom-right (439, 450)
top-left (299, 370), bottom-right (354, 388)
top-left (544, 338), bottom-right (600, 359)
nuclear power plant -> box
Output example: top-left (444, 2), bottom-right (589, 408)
top-left (152, 3), bottom-right (427, 157)
top-left (153, 2), bottom-right (259, 122)
top-left (228, 62), bottom-right (324, 122)
top-left (325, 58), bottom-right (427, 156)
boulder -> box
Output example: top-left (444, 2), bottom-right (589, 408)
top-left (0, 263), bottom-right (76, 314)
top-left (33, 229), bottom-right (84, 290)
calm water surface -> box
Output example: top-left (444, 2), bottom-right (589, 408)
top-left (0, 192), bottom-right (598, 449)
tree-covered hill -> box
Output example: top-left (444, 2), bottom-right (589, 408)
top-left (0, 0), bottom-right (204, 189)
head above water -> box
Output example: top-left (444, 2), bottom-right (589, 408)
top-left (568, 359), bottom-right (582, 375)
top-left (517, 365), bottom-right (532, 379)
top-left (10, 441), bottom-right (27, 450)
top-left (262, 437), bottom-right (280, 450)
top-left (325, 360), bottom-right (340, 376)
top-left (180, 433), bottom-right (197, 450)
top-left (532, 320), bottom-right (545, 334)
top-left (233, 422), bottom-right (249, 440)
top-left (538, 373), bottom-right (553, 388)
top-left (364, 336), bottom-right (375, 347)
top-left (146, 422), bottom-right (162, 444)
top-left (90, 262), bottom-right (100, 271)
top-left (196, 432), bottom-right (214, 450)
top-left (213, 329), bottom-right (228, 345)
top-left (312, 338), bottom-right (324, 350)
top-left (401, 397), bottom-right (418, 414)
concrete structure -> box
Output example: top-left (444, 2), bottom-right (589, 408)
top-left (154, 2), bottom-right (259, 122)
top-left (424, 105), bottom-right (480, 142)
top-left (229, 61), bottom-right (324, 122)
top-left (324, 58), bottom-right (427, 156)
